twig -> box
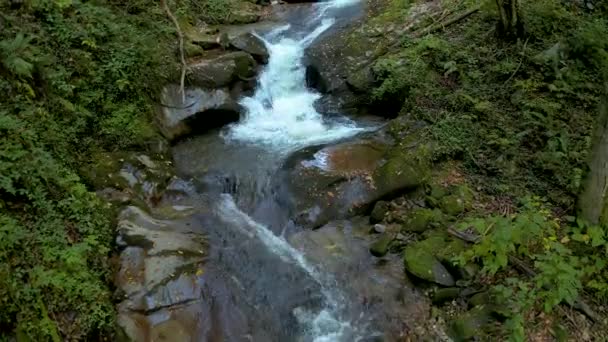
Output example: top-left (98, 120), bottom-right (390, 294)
top-left (503, 37), bottom-right (530, 85)
top-left (161, 0), bottom-right (187, 102)
top-left (447, 227), bottom-right (601, 323)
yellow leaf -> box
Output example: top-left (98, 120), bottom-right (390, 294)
top-left (195, 268), bottom-right (204, 276)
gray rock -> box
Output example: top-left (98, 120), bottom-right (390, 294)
top-left (228, 32), bottom-right (269, 63)
top-left (157, 85), bottom-right (241, 141)
top-left (373, 223), bottom-right (387, 234)
top-left (189, 51), bottom-right (257, 89)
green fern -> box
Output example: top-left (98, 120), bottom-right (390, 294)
top-left (0, 33), bottom-right (34, 78)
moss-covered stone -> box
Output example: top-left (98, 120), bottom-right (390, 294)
top-left (432, 287), bottom-right (461, 304)
top-left (401, 208), bottom-right (443, 232)
top-left (426, 183), bottom-right (448, 208)
top-left (468, 291), bottom-right (490, 307)
top-left (373, 144), bottom-right (431, 197)
top-left (370, 200), bottom-right (389, 223)
top-left (185, 42), bottom-right (205, 58)
top-left (435, 238), bottom-right (466, 263)
top-left (404, 240), bottom-right (455, 286)
top-left (449, 306), bottom-right (494, 341)
top-left (440, 185), bottom-right (474, 216)
top-left (370, 232), bottom-right (395, 257)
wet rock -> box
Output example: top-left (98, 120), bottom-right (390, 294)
top-left (189, 51), bottom-right (257, 89)
top-left (157, 85), bottom-right (241, 141)
top-left (404, 244), bottom-right (455, 286)
top-left (115, 247), bottom-right (145, 297)
top-left (289, 219), bottom-right (431, 340)
top-left (370, 200), bottom-right (389, 223)
top-left (117, 206), bottom-right (206, 255)
top-left (228, 31), bottom-right (269, 63)
top-left (432, 287), bottom-right (461, 305)
top-left (288, 133), bottom-right (430, 229)
top-left (370, 232), bottom-right (394, 257)
top-left (115, 206), bottom-right (210, 341)
top-left (449, 306), bottom-right (494, 341)
top-left (97, 187), bottom-right (132, 204)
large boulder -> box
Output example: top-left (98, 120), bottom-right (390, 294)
top-left (304, 0), bottom-right (444, 115)
top-left (157, 85), bottom-right (241, 141)
top-left (189, 51), bottom-right (257, 89)
top-left (226, 31), bottom-right (269, 63)
top-left (288, 218), bottom-right (431, 340)
top-left (403, 239), bottom-right (455, 286)
top-left (284, 130), bottom-right (430, 229)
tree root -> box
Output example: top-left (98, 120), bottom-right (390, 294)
top-left (161, 0), bottom-right (187, 102)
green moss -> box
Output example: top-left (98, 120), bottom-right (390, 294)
top-left (404, 240), bottom-right (455, 286)
top-left (401, 208), bottom-right (444, 232)
top-left (370, 232), bottom-right (395, 257)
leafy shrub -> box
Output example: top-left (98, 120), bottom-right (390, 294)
top-left (0, 0), bottom-right (222, 338)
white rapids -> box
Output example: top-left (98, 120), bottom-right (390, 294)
top-left (219, 0), bottom-right (370, 340)
top-left (223, 0), bottom-right (365, 151)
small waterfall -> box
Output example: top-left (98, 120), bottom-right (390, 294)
top-left (223, 1), bottom-right (364, 151)
top-left (216, 0), bottom-right (371, 340)
top-left (216, 195), bottom-right (358, 341)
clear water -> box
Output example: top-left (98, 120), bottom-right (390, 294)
top-left (218, 0), bottom-right (369, 340)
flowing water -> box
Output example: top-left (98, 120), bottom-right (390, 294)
top-left (173, 1), bottom-right (390, 340)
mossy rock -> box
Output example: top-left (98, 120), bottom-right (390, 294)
top-left (468, 291), bottom-right (490, 307)
top-left (404, 240), bottom-right (455, 286)
top-left (435, 238), bottom-right (466, 263)
top-left (440, 185), bottom-right (474, 216)
top-left (432, 287), bottom-right (461, 304)
top-left (185, 42), bottom-right (205, 58)
top-left (401, 208), bottom-right (444, 232)
top-left (373, 146), bottom-right (431, 198)
top-left (370, 232), bottom-right (394, 257)
top-left (449, 306), bottom-right (494, 341)
top-left (370, 200), bottom-right (389, 223)
top-left (425, 183), bottom-right (448, 208)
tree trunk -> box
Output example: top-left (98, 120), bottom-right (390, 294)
top-left (495, 0), bottom-right (523, 39)
top-left (579, 82), bottom-right (608, 225)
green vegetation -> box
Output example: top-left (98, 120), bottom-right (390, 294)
top-left (0, 0), bottom-right (245, 339)
top-left (372, 0), bottom-right (608, 339)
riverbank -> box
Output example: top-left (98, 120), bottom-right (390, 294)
top-left (313, 0), bottom-right (608, 339)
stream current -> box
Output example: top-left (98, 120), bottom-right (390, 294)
top-left (173, 1), bottom-right (385, 340)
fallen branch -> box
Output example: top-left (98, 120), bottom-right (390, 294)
top-left (413, 6), bottom-right (480, 38)
top-left (161, 0), bottom-right (187, 102)
top-left (447, 227), bottom-right (601, 323)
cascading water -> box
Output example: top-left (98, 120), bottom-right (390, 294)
top-left (223, 0), bottom-right (364, 150)
top-left (214, 0), bottom-right (374, 340)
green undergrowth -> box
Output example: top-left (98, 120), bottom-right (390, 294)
top-left (371, 0), bottom-right (608, 339)
top-left (0, 0), bottom-right (244, 339)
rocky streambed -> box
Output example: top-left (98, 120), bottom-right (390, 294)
top-left (103, 0), bottom-right (491, 341)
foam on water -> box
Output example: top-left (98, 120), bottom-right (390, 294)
top-left (218, 0), bottom-right (367, 340)
top-left (223, 0), bottom-right (364, 151)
